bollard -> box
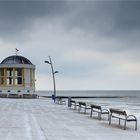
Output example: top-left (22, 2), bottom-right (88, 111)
top-left (68, 97), bottom-right (72, 107)
top-left (52, 94), bottom-right (56, 103)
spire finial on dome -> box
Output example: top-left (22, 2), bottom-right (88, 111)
top-left (15, 48), bottom-right (19, 55)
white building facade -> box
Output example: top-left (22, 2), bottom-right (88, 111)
top-left (0, 55), bottom-right (36, 97)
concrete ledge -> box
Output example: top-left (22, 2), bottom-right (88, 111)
top-left (0, 94), bottom-right (7, 98)
top-left (0, 93), bottom-right (38, 98)
top-left (8, 94), bottom-right (19, 98)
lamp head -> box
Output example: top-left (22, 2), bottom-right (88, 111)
top-left (44, 61), bottom-right (51, 64)
top-left (54, 71), bottom-right (59, 74)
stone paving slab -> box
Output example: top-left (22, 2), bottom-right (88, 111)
top-left (0, 97), bottom-right (139, 140)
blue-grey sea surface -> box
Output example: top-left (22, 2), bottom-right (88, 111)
top-left (36, 90), bottom-right (140, 97)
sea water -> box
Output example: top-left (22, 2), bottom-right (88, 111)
top-left (36, 90), bottom-right (140, 97)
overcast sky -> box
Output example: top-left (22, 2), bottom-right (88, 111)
top-left (0, 0), bottom-right (140, 90)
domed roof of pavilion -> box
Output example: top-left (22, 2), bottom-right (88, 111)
top-left (1, 55), bottom-right (32, 65)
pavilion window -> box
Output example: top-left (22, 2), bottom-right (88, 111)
top-left (15, 68), bottom-right (22, 85)
top-left (0, 68), bottom-right (23, 86)
top-left (0, 68), bottom-right (5, 85)
top-left (6, 68), bottom-right (14, 85)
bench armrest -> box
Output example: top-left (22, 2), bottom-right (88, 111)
top-left (101, 109), bottom-right (109, 113)
top-left (127, 115), bottom-right (137, 121)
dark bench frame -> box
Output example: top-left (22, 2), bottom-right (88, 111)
top-left (78, 102), bottom-right (91, 114)
top-left (55, 97), bottom-right (66, 105)
top-left (109, 108), bottom-right (137, 130)
top-left (90, 104), bottom-right (109, 120)
top-left (70, 100), bottom-right (79, 110)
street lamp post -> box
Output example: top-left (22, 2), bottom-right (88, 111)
top-left (45, 56), bottom-right (58, 102)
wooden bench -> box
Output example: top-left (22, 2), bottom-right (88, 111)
top-left (55, 97), bottom-right (66, 105)
top-left (70, 100), bottom-right (79, 110)
top-left (90, 104), bottom-right (109, 120)
top-left (78, 102), bottom-right (91, 114)
top-left (109, 108), bottom-right (137, 130)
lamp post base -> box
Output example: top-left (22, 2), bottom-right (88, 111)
top-left (51, 94), bottom-right (56, 103)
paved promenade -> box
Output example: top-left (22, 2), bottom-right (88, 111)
top-left (0, 97), bottom-right (139, 140)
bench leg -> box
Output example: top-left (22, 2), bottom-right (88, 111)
top-left (74, 103), bottom-right (76, 110)
top-left (90, 108), bottom-right (93, 117)
top-left (109, 115), bottom-right (111, 125)
top-left (99, 113), bottom-right (101, 120)
top-left (70, 103), bottom-right (74, 109)
top-left (125, 120), bottom-right (137, 130)
top-left (124, 120), bottom-right (126, 130)
top-left (78, 105), bottom-right (81, 112)
top-left (135, 120), bottom-right (137, 130)
top-left (108, 114), bottom-right (110, 120)
top-left (84, 106), bottom-right (86, 114)
top-left (119, 118), bottom-right (121, 125)
top-left (70, 104), bottom-right (72, 109)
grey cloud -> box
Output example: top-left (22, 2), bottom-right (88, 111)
top-left (63, 1), bottom-right (140, 35)
top-left (114, 1), bottom-right (140, 32)
top-left (0, 0), bottom-right (140, 51)
top-left (0, 1), bottom-right (67, 19)
top-left (1, 1), bottom-right (140, 35)
top-left (0, 1), bottom-right (68, 40)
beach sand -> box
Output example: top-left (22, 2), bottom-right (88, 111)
top-left (0, 97), bottom-right (139, 140)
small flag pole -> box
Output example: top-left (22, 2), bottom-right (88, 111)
top-left (15, 48), bottom-right (19, 55)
